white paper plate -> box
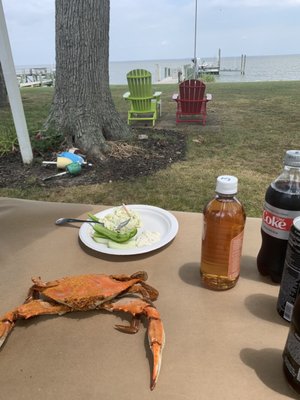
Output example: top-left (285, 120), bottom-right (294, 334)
top-left (79, 204), bottom-right (178, 255)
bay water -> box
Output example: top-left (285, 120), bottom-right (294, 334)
top-left (16, 54), bottom-right (300, 85)
top-left (109, 54), bottom-right (300, 84)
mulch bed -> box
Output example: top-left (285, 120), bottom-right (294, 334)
top-left (0, 129), bottom-right (186, 189)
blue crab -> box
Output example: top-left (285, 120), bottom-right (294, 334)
top-left (0, 271), bottom-right (165, 390)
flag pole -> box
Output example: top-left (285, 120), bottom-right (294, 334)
top-left (193, 0), bottom-right (198, 79)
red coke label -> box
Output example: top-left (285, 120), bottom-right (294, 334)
top-left (261, 202), bottom-right (300, 240)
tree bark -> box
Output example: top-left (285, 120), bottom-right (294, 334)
top-left (0, 63), bottom-right (8, 107)
top-left (46, 0), bottom-right (132, 159)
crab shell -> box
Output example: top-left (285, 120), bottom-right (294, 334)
top-left (26, 272), bottom-right (158, 309)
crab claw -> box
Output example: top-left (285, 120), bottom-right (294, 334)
top-left (0, 312), bottom-right (15, 348)
top-left (101, 296), bottom-right (165, 390)
top-left (147, 310), bottom-right (165, 390)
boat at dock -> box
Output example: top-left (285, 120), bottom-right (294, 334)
top-left (198, 61), bottom-right (220, 75)
top-left (192, 51), bottom-right (221, 75)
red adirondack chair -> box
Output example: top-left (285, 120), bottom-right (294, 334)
top-left (172, 79), bottom-right (212, 125)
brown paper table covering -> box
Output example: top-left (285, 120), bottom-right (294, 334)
top-left (0, 197), bottom-right (297, 399)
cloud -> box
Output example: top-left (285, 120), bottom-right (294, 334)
top-left (2, 0), bottom-right (55, 65)
top-left (110, 0), bottom-right (195, 60)
top-left (2, 0), bottom-right (300, 64)
top-left (3, 0), bottom-right (54, 25)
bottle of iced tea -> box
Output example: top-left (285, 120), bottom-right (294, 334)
top-left (200, 175), bottom-right (246, 290)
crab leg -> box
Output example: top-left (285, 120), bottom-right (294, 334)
top-left (148, 309), bottom-right (165, 390)
top-left (101, 297), bottom-right (165, 390)
top-left (108, 271), bottom-right (159, 301)
top-left (0, 300), bottom-right (71, 348)
top-left (0, 314), bottom-right (14, 348)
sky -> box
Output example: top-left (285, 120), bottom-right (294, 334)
top-left (1, 0), bottom-right (300, 66)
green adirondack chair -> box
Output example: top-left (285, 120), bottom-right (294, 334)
top-left (123, 69), bottom-right (162, 126)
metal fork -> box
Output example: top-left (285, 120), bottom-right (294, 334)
top-left (55, 217), bottom-right (131, 230)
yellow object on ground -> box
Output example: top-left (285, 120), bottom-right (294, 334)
top-left (56, 157), bottom-right (73, 169)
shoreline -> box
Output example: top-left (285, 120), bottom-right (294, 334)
top-left (15, 53), bottom-right (300, 85)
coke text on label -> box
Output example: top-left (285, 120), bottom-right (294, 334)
top-left (263, 210), bottom-right (292, 231)
top-left (261, 202), bottom-right (300, 240)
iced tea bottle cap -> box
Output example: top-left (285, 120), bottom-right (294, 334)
top-left (215, 175), bottom-right (238, 195)
top-left (284, 150), bottom-right (300, 167)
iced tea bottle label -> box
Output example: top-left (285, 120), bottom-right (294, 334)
top-left (228, 230), bottom-right (245, 279)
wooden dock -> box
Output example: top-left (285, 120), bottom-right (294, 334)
top-left (17, 67), bottom-right (55, 88)
top-left (156, 51), bottom-right (247, 83)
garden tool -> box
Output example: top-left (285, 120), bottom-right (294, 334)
top-left (42, 162), bottom-right (82, 181)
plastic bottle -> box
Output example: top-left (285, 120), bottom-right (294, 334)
top-left (277, 216), bottom-right (300, 321)
top-left (282, 295), bottom-right (300, 394)
top-left (200, 175), bottom-right (246, 290)
top-left (257, 150), bottom-right (300, 283)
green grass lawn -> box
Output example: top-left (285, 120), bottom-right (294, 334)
top-left (1, 80), bottom-right (300, 217)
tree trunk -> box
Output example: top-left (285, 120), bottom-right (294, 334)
top-left (0, 63), bottom-right (8, 107)
top-left (46, 0), bottom-right (132, 159)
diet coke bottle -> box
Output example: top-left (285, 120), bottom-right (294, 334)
top-left (257, 150), bottom-right (300, 283)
